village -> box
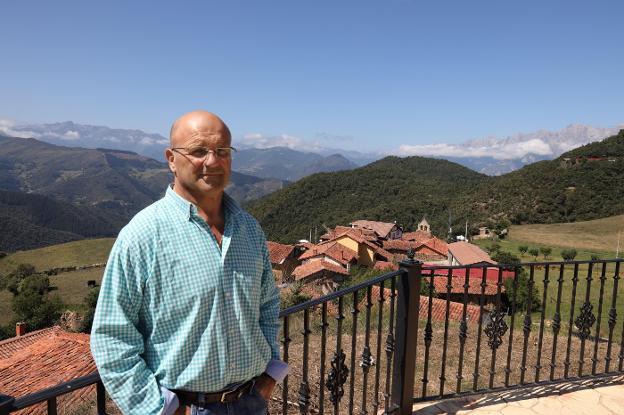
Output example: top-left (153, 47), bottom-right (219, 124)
top-left (267, 219), bottom-right (515, 323)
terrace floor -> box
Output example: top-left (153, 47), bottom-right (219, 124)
top-left (409, 375), bottom-right (624, 414)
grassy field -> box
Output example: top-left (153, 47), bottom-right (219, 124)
top-left (506, 214), bottom-right (624, 256)
top-left (0, 238), bottom-right (115, 275)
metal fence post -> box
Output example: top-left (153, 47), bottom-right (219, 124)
top-left (391, 254), bottom-right (422, 415)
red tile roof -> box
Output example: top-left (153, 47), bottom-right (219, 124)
top-left (417, 237), bottom-right (449, 256)
top-left (292, 260), bottom-right (350, 280)
top-left (266, 241), bottom-right (296, 265)
top-left (323, 243), bottom-right (358, 265)
top-left (383, 239), bottom-right (413, 251)
top-left (422, 269), bottom-right (504, 296)
top-left (373, 246), bottom-right (394, 261)
top-left (384, 237), bottom-right (448, 257)
top-left (363, 286), bottom-right (482, 323)
top-left (427, 267), bottom-right (515, 282)
top-left (351, 220), bottom-right (397, 238)
top-left (298, 243), bottom-right (331, 261)
top-left (402, 230), bottom-right (433, 243)
top-left (0, 327), bottom-right (96, 415)
top-left (448, 241), bottom-right (494, 265)
top-left (320, 226), bottom-right (377, 242)
top-left (374, 261), bottom-right (398, 271)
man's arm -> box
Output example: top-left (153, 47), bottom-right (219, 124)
top-left (257, 234), bottom-right (289, 388)
top-left (90, 236), bottom-right (175, 415)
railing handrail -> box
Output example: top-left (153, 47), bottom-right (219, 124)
top-left (0, 372), bottom-right (101, 412)
top-left (279, 269), bottom-right (405, 317)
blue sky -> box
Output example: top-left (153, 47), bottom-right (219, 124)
top-left (1, 0), bottom-right (622, 152)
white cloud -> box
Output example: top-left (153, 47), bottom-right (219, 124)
top-left (63, 130), bottom-right (80, 140)
top-left (240, 133), bottom-right (323, 152)
top-left (397, 138), bottom-right (554, 160)
top-left (0, 118), bottom-right (39, 138)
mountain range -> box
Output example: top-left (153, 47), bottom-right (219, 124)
top-left (0, 135), bottom-right (285, 250)
top-left (2, 119), bottom-right (621, 177)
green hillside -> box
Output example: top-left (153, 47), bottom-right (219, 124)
top-left (0, 136), bottom-right (286, 251)
top-left (0, 238), bottom-right (115, 275)
top-left (247, 156), bottom-right (487, 242)
top-left (248, 130), bottom-right (624, 243)
top-left (507, 214), bottom-right (624, 254)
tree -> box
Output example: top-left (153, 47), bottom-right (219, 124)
top-left (491, 250), bottom-right (521, 267)
top-left (561, 249), bottom-right (578, 261)
top-left (528, 248), bottom-right (539, 260)
top-left (487, 242), bottom-right (501, 255)
top-left (80, 287), bottom-right (100, 333)
top-left (11, 274), bottom-right (64, 331)
top-left (540, 247), bottom-right (552, 259)
top-left (518, 245), bottom-right (528, 257)
top-left (2, 263), bottom-right (37, 295)
top-left (504, 270), bottom-right (541, 313)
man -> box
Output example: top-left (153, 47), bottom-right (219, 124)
top-left (91, 110), bottom-right (288, 415)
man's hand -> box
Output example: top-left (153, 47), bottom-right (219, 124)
top-left (173, 405), bottom-right (190, 415)
top-left (254, 373), bottom-right (277, 400)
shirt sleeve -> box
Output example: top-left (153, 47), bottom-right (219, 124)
top-left (257, 229), bottom-right (289, 373)
top-left (90, 234), bottom-right (165, 415)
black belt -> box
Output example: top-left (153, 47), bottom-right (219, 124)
top-left (173, 378), bottom-right (257, 406)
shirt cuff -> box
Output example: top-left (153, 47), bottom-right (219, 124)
top-left (160, 386), bottom-right (180, 415)
top-left (265, 359), bottom-right (290, 383)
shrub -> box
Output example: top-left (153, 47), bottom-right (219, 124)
top-left (540, 247), bottom-right (552, 259)
top-left (561, 249), bottom-right (578, 261)
top-left (528, 248), bottom-right (539, 260)
top-left (280, 283), bottom-right (312, 309)
top-left (487, 242), bottom-right (501, 254)
top-left (518, 245), bottom-right (528, 257)
top-left (491, 250), bottom-right (521, 267)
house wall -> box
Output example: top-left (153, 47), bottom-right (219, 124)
top-left (358, 245), bottom-right (375, 266)
top-left (335, 235), bottom-right (358, 252)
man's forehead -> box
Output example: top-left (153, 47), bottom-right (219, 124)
top-left (174, 129), bottom-right (231, 146)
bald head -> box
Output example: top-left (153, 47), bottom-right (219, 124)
top-left (169, 110), bottom-right (231, 148)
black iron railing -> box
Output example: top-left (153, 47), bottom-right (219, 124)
top-left (1, 258), bottom-right (623, 415)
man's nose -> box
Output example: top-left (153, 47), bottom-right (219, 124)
top-left (202, 151), bottom-right (219, 166)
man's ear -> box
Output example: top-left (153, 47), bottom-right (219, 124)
top-left (165, 149), bottom-right (176, 175)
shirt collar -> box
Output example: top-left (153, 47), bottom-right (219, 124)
top-left (165, 184), bottom-right (242, 221)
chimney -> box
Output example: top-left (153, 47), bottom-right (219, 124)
top-left (16, 322), bottom-right (27, 337)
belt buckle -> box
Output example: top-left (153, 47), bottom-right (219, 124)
top-left (219, 379), bottom-right (255, 403)
top-left (219, 388), bottom-right (235, 403)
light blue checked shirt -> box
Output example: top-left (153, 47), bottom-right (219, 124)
top-left (90, 186), bottom-right (287, 415)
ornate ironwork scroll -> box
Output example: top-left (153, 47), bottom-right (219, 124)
top-left (484, 309), bottom-right (508, 350)
top-left (361, 346), bottom-right (373, 372)
top-left (574, 302), bottom-right (596, 340)
top-left (326, 349), bottom-right (349, 404)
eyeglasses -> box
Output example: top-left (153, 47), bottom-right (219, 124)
top-left (171, 146), bottom-right (236, 161)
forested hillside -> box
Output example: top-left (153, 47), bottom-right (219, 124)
top-left (248, 130), bottom-right (624, 243)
